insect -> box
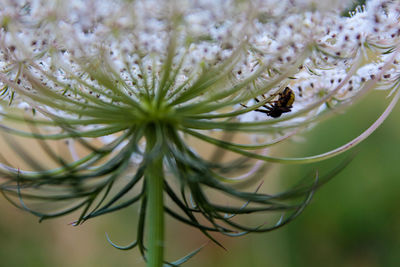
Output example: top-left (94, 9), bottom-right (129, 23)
top-left (244, 87), bottom-right (295, 118)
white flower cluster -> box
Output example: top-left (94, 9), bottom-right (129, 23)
top-left (0, 0), bottom-right (399, 122)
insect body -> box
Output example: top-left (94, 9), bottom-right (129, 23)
top-left (252, 87), bottom-right (295, 118)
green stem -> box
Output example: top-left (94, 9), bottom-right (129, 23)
top-left (145, 128), bottom-right (165, 267)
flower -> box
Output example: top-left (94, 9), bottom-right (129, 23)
top-left (0, 0), bottom-right (399, 266)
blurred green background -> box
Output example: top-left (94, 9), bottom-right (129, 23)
top-left (0, 89), bottom-right (399, 267)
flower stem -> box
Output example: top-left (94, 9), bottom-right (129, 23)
top-left (145, 128), bottom-right (165, 267)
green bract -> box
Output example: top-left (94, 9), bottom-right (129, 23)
top-left (0, 1), bottom-right (399, 266)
